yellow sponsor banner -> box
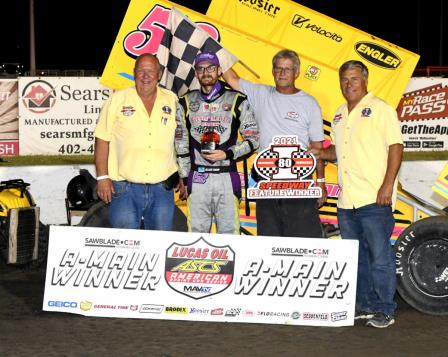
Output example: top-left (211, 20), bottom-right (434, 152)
top-left (100, 0), bottom-right (283, 90)
top-left (206, 0), bottom-right (419, 111)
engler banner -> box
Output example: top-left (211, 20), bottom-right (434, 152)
top-left (43, 226), bottom-right (358, 327)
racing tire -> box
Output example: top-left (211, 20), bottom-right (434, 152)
top-left (78, 200), bottom-right (187, 231)
top-left (395, 216), bottom-right (448, 315)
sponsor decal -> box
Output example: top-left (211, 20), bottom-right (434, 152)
top-left (333, 113), bottom-right (342, 124)
top-left (331, 311), bottom-right (348, 322)
top-left (304, 65), bottom-right (321, 81)
top-left (303, 312), bottom-right (329, 321)
top-left (165, 306), bottom-right (189, 314)
top-left (94, 304), bottom-right (137, 311)
top-left (140, 304), bottom-right (164, 314)
top-left (243, 309), bottom-right (255, 317)
top-left (211, 308), bottom-right (224, 315)
top-left (247, 135), bottom-right (322, 199)
top-left (202, 103), bottom-right (220, 113)
top-left (189, 101), bottom-right (200, 112)
top-left (354, 42), bottom-right (401, 69)
top-left (80, 301), bottom-right (92, 311)
top-left (361, 108), bottom-right (372, 117)
top-left (291, 14), bottom-right (342, 42)
top-left (84, 237), bottom-right (141, 248)
top-left (21, 80), bottom-right (56, 114)
top-left (47, 300), bottom-right (78, 308)
top-left (189, 307), bottom-right (210, 315)
top-left (165, 238), bottom-right (235, 299)
top-left (397, 84), bottom-right (448, 121)
top-left (162, 105), bottom-right (172, 114)
top-left (271, 246), bottom-right (329, 258)
top-left (286, 111), bottom-right (299, 120)
top-left (222, 103), bottom-right (232, 111)
top-left (121, 105), bottom-right (135, 117)
top-left (257, 311), bottom-right (290, 317)
top-left (291, 311), bottom-right (301, 320)
top-left (225, 308), bottom-right (242, 317)
top-left (238, 0), bottom-right (281, 18)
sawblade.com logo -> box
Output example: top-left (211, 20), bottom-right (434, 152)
top-left (247, 135), bottom-right (322, 199)
top-left (165, 238), bottom-right (235, 300)
top-left (21, 80), bottom-right (56, 113)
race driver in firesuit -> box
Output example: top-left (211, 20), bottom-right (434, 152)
top-left (175, 52), bottom-right (259, 234)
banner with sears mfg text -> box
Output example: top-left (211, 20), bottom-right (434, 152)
top-left (43, 226), bottom-right (358, 327)
top-left (397, 77), bottom-right (448, 151)
top-left (18, 77), bottom-right (111, 155)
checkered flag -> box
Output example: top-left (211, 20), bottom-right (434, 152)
top-left (156, 7), bottom-right (238, 96)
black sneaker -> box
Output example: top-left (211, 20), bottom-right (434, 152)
top-left (366, 312), bottom-right (395, 328)
top-left (354, 310), bottom-right (374, 320)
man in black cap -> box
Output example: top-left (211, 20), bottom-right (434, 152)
top-left (175, 52), bottom-right (259, 234)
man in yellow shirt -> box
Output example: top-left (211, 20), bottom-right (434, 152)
top-left (309, 60), bottom-right (403, 328)
top-left (94, 53), bottom-right (181, 230)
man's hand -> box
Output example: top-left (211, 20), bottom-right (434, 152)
top-left (307, 147), bottom-right (323, 159)
top-left (201, 149), bottom-right (226, 162)
top-left (176, 179), bottom-right (187, 201)
top-left (97, 179), bottom-right (114, 204)
top-left (316, 181), bottom-right (327, 207)
top-left (376, 182), bottom-right (393, 206)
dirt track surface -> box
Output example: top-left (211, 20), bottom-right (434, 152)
top-left (1, 263), bottom-right (448, 357)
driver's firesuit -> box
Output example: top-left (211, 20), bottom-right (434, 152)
top-left (175, 81), bottom-right (259, 234)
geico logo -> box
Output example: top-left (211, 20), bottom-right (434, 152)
top-left (355, 42), bottom-right (401, 69)
top-left (48, 301), bottom-right (78, 308)
top-left (172, 259), bottom-right (227, 273)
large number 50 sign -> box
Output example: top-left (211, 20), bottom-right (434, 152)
top-left (123, 5), bottom-right (220, 58)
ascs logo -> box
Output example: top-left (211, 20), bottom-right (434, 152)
top-left (21, 80), bottom-right (56, 114)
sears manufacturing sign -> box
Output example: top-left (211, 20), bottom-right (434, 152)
top-left (18, 77), bottom-right (111, 155)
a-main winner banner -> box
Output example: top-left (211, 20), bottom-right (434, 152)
top-left (43, 226), bottom-right (358, 327)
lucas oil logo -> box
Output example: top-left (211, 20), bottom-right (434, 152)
top-left (165, 238), bottom-right (235, 299)
top-left (354, 42), bottom-right (401, 69)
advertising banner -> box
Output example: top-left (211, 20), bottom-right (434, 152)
top-left (100, 0), bottom-right (288, 90)
top-left (206, 0), bottom-right (419, 112)
top-left (397, 77), bottom-right (448, 151)
top-left (43, 226), bottom-right (358, 327)
top-left (18, 77), bottom-right (111, 155)
top-left (0, 79), bottom-right (19, 156)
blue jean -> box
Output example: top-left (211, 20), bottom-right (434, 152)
top-left (338, 203), bottom-right (396, 316)
top-left (109, 181), bottom-right (174, 231)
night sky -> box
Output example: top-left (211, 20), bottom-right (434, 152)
top-left (2, 0), bottom-right (446, 73)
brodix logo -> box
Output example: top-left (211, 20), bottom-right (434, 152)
top-left (354, 42), bottom-right (401, 69)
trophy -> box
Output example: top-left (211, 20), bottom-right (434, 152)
top-left (201, 131), bottom-right (220, 153)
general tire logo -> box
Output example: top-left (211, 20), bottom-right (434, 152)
top-left (247, 135), bottom-right (322, 199)
top-left (165, 238), bottom-right (235, 299)
top-left (354, 41), bottom-right (401, 69)
top-left (21, 79), bottom-right (56, 113)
